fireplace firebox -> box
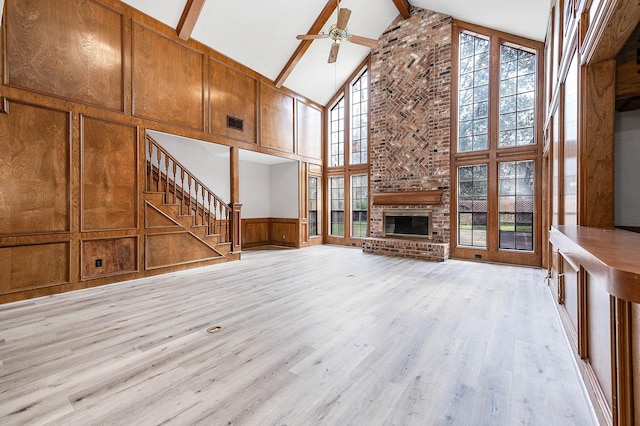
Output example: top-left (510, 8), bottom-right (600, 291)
top-left (383, 209), bottom-right (432, 239)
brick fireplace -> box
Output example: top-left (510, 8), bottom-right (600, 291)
top-left (362, 7), bottom-right (452, 261)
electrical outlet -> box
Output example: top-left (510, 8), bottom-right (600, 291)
top-left (95, 258), bottom-right (102, 267)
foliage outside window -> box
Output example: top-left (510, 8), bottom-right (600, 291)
top-left (330, 176), bottom-right (345, 236)
top-left (458, 33), bottom-right (489, 152)
top-left (330, 98), bottom-right (345, 167)
top-left (351, 175), bottom-right (368, 237)
top-left (351, 70), bottom-right (368, 165)
top-left (458, 164), bottom-right (488, 247)
top-left (498, 161), bottom-right (534, 250)
top-left (309, 176), bottom-right (318, 236)
top-left (453, 25), bottom-right (541, 262)
top-left (499, 46), bottom-right (536, 147)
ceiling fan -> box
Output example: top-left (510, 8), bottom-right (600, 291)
top-left (296, 3), bottom-right (379, 63)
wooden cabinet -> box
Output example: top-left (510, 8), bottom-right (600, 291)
top-left (549, 225), bottom-right (640, 426)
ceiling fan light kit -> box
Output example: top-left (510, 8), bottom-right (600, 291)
top-left (296, 5), bottom-right (378, 63)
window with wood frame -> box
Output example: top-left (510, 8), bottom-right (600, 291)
top-left (309, 176), bottom-right (319, 237)
top-left (452, 22), bottom-right (543, 266)
top-left (326, 63), bottom-right (370, 246)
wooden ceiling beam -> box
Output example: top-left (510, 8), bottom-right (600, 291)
top-left (274, 0), bottom-right (341, 88)
top-left (392, 0), bottom-right (411, 19)
top-left (176, 0), bottom-right (206, 41)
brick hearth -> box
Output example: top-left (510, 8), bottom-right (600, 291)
top-left (364, 7), bottom-right (452, 261)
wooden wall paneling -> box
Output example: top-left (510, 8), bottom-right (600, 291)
top-left (615, 23), bottom-right (640, 110)
top-left (581, 0), bottom-right (640, 65)
top-left (242, 218), bottom-right (270, 247)
top-left (145, 202), bottom-right (181, 228)
top-left (614, 298), bottom-right (634, 425)
top-left (633, 303), bottom-right (640, 426)
top-left (562, 255), bottom-right (580, 344)
top-left (0, 242), bottom-right (70, 295)
top-left (81, 236), bottom-right (137, 279)
top-left (580, 60), bottom-right (615, 228)
top-left (260, 84), bottom-right (294, 153)
top-left (145, 232), bottom-right (223, 269)
top-left (132, 22), bottom-right (204, 131)
top-left (272, 220), bottom-right (298, 247)
top-left (81, 115), bottom-right (138, 231)
top-left (0, 100), bottom-right (71, 235)
top-left (586, 272), bottom-right (614, 414)
top-left (297, 101), bottom-right (323, 160)
top-left (5, 0), bottom-right (123, 111)
top-left (209, 60), bottom-right (257, 144)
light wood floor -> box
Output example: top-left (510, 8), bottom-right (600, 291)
top-left (0, 245), bottom-right (596, 425)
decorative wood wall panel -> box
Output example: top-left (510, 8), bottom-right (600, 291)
top-left (209, 60), bottom-right (257, 143)
top-left (145, 232), bottom-right (222, 269)
top-left (0, 242), bottom-right (70, 295)
top-left (5, 0), bottom-right (123, 110)
top-left (81, 116), bottom-right (137, 231)
top-left (633, 304), bottom-right (640, 426)
top-left (132, 22), bottom-right (204, 130)
top-left (260, 84), bottom-right (294, 153)
top-left (145, 202), bottom-right (180, 228)
top-left (272, 221), bottom-right (297, 246)
top-left (586, 272), bottom-right (613, 409)
top-left (297, 101), bottom-right (322, 159)
top-left (242, 219), bottom-right (270, 247)
top-left (0, 101), bottom-right (70, 235)
top-left (81, 237), bottom-right (137, 279)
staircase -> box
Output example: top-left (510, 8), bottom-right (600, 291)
top-left (144, 135), bottom-right (238, 269)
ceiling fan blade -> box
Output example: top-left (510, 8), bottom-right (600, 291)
top-left (348, 34), bottom-right (379, 49)
top-left (296, 34), bottom-right (329, 40)
top-left (337, 8), bottom-right (351, 30)
top-left (328, 42), bottom-right (340, 63)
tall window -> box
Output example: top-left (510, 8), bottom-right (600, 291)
top-left (351, 175), bottom-right (368, 237)
top-left (330, 98), bottom-right (345, 167)
top-left (498, 160), bottom-right (534, 250)
top-left (351, 70), bottom-right (368, 165)
top-left (326, 65), bottom-right (369, 244)
top-left (499, 46), bottom-right (536, 147)
top-left (453, 25), bottom-right (542, 265)
top-left (458, 33), bottom-right (489, 152)
top-left (457, 164), bottom-right (488, 247)
top-left (330, 177), bottom-right (344, 236)
top-left (309, 176), bottom-right (318, 236)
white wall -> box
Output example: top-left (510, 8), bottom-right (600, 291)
top-left (270, 162), bottom-right (299, 218)
top-left (148, 131), bottom-right (230, 203)
top-left (240, 160), bottom-right (271, 218)
top-left (615, 110), bottom-right (640, 226)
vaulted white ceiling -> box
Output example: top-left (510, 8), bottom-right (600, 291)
top-left (120, 0), bottom-right (551, 106)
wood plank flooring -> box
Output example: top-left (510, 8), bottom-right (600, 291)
top-left (0, 245), bottom-right (596, 425)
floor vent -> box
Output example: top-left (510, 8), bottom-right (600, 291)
top-left (227, 116), bottom-right (243, 131)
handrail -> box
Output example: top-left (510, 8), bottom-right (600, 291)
top-left (146, 134), bottom-right (231, 243)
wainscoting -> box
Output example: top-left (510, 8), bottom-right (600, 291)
top-left (241, 218), bottom-right (300, 248)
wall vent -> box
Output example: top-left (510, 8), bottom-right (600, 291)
top-left (227, 116), bottom-right (243, 131)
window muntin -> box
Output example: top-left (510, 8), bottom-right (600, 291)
top-left (458, 164), bottom-right (488, 248)
top-left (330, 97), bottom-right (345, 167)
top-left (498, 160), bottom-right (534, 251)
top-left (351, 70), bottom-right (368, 165)
top-left (499, 45), bottom-right (536, 148)
top-left (309, 176), bottom-right (318, 236)
top-left (458, 33), bottom-right (490, 153)
top-left (330, 176), bottom-right (345, 236)
top-left (351, 175), bottom-right (368, 237)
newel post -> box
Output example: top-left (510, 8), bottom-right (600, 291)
top-left (231, 203), bottom-right (242, 253)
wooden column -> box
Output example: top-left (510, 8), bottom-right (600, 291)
top-left (230, 147), bottom-right (242, 253)
top-left (579, 59), bottom-right (616, 228)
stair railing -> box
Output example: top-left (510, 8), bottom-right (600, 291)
top-left (146, 135), bottom-right (231, 244)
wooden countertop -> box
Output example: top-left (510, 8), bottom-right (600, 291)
top-left (549, 225), bottom-right (640, 303)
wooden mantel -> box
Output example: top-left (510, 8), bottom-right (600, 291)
top-left (372, 190), bottom-right (444, 206)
